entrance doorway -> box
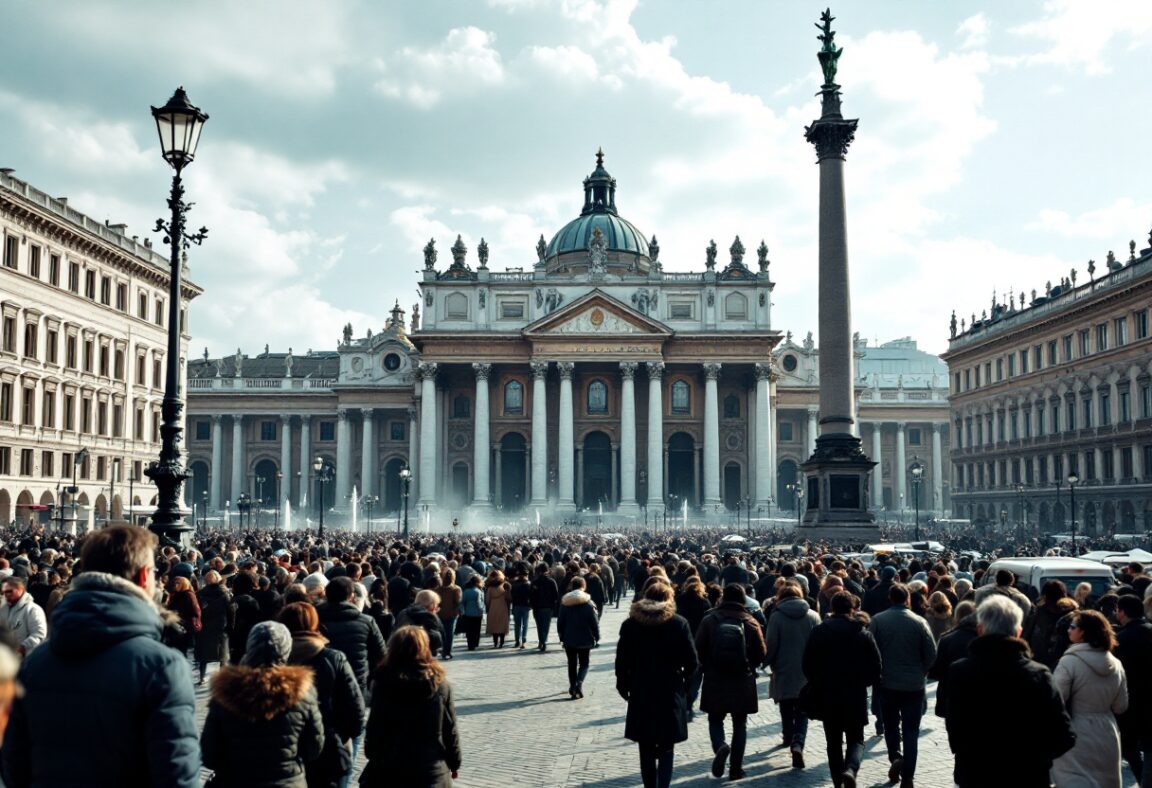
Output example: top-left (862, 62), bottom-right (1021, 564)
top-left (500, 433), bottom-right (527, 512)
top-left (667, 432), bottom-right (695, 508)
top-left (383, 457), bottom-right (406, 513)
top-left (452, 462), bottom-right (470, 509)
top-left (724, 462), bottom-right (741, 510)
top-left (582, 431), bottom-right (612, 511)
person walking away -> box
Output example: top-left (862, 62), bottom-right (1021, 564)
top-left (459, 574), bottom-right (484, 652)
top-left (509, 566), bottom-right (533, 649)
top-left (585, 563), bottom-right (607, 620)
top-left (166, 575), bottom-right (202, 659)
top-left (674, 576), bottom-right (712, 720)
top-left (927, 600), bottom-right (977, 718)
top-left (1023, 579), bottom-right (1074, 669)
top-left (1052, 609), bottom-right (1129, 788)
top-left (229, 571), bottom-right (263, 665)
top-left (869, 583), bottom-right (936, 788)
top-left (2, 526), bottom-right (200, 787)
top-left (924, 591), bottom-right (953, 643)
top-left (694, 583), bottom-right (767, 781)
top-left (1114, 594), bottom-right (1152, 787)
top-left (359, 626), bottom-right (462, 787)
top-left (279, 602), bottom-right (365, 788)
top-left (395, 590), bottom-right (446, 657)
top-left (197, 569), bottom-right (235, 684)
top-left (558, 576), bottom-right (600, 699)
top-left (802, 591), bottom-right (882, 788)
top-left (483, 570), bottom-right (511, 649)
top-left (945, 595), bottom-right (1075, 788)
top-left (0, 579), bottom-right (46, 657)
top-left (201, 621), bottom-right (324, 788)
top-left (764, 581), bottom-right (820, 769)
top-left (437, 569), bottom-right (462, 660)
top-left (530, 563), bottom-right (560, 651)
top-left (616, 581), bottom-right (698, 788)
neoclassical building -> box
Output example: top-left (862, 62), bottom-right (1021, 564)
top-left (0, 169), bottom-right (199, 527)
top-left (943, 234), bottom-right (1152, 532)
top-left (184, 154), bottom-right (953, 526)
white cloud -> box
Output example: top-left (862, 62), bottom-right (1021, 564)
top-left (957, 13), bottom-right (990, 49)
top-left (375, 27), bottom-right (505, 108)
top-left (1026, 198), bottom-right (1152, 244)
top-left (197, 143), bottom-right (349, 212)
top-left (526, 45), bottom-right (601, 84)
top-left (1010, 0), bottom-right (1152, 74)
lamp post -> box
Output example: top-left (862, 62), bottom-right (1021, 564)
top-left (745, 495), bottom-right (752, 537)
top-left (109, 458), bottom-right (120, 526)
top-left (399, 466), bottom-right (412, 540)
top-left (275, 471), bottom-right (283, 529)
top-left (1067, 472), bottom-right (1079, 553)
top-left (69, 448), bottom-right (88, 529)
top-left (129, 471), bottom-right (138, 527)
top-left (910, 461), bottom-right (924, 541)
top-left (1015, 482), bottom-right (1026, 534)
top-left (254, 475), bottom-right (265, 529)
top-left (313, 456), bottom-right (334, 538)
top-left (200, 490), bottom-right (208, 529)
top-left (236, 493), bottom-right (251, 531)
top-left (144, 87), bottom-right (209, 546)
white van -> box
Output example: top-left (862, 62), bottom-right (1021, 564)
top-left (982, 557), bottom-right (1116, 599)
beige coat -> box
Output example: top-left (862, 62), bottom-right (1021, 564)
top-left (1051, 643), bottom-right (1129, 788)
top-left (484, 583), bottom-right (511, 635)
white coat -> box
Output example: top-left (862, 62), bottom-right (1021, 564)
top-left (1051, 643), bottom-right (1128, 788)
top-left (0, 591), bottom-right (48, 653)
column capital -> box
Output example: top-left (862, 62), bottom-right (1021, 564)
top-left (530, 360), bottom-right (549, 380)
top-left (337, 408), bottom-right (349, 421)
top-left (361, 408), bottom-right (374, 418)
top-left (232, 413), bottom-right (244, 423)
top-left (280, 414), bottom-right (292, 425)
top-left (407, 405), bottom-right (418, 421)
top-left (703, 362), bottom-right (722, 381)
top-left (417, 361), bottom-right (438, 381)
top-left (895, 421), bottom-right (906, 430)
top-left (211, 414), bottom-right (223, 424)
top-left (754, 361), bottom-right (777, 382)
top-left (557, 361), bottom-right (575, 380)
top-left (646, 361), bottom-right (665, 380)
top-left (472, 362), bottom-right (492, 380)
top-left (620, 361), bottom-right (638, 380)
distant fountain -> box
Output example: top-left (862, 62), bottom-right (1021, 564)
top-left (87, 507), bottom-right (95, 533)
top-left (350, 486), bottom-right (360, 533)
top-left (682, 498), bottom-right (688, 528)
top-left (283, 499), bottom-right (293, 532)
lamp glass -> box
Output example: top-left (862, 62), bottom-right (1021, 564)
top-left (313, 456), bottom-right (323, 472)
top-left (1067, 472), bottom-right (1079, 484)
top-left (151, 88), bottom-right (208, 170)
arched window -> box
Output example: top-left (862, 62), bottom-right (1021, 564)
top-left (504, 380), bottom-right (523, 415)
top-left (588, 380), bottom-right (608, 414)
top-left (452, 394), bottom-right (471, 419)
top-left (671, 380), bottom-right (690, 414)
top-left (444, 292), bottom-right (468, 320)
top-left (724, 394), bottom-right (740, 418)
top-left (724, 292), bottom-right (747, 320)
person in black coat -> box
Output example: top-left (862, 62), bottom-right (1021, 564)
top-left (387, 574), bottom-right (413, 616)
top-left (557, 577), bottom-right (600, 699)
top-left (945, 595), bottom-right (1074, 788)
top-left (229, 571), bottom-right (263, 665)
top-left (529, 563), bottom-right (560, 652)
top-left (395, 590), bottom-right (446, 657)
top-left (1114, 594), bottom-right (1152, 785)
top-left (615, 581), bottom-right (698, 788)
top-left (196, 569), bottom-right (235, 684)
top-left (279, 603), bottom-right (365, 788)
top-left (675, 577), bottom-right (712, 717)
top-left (928, 600), bottom-right (978, 718)
top-left (802, 591), bottom-right (882, 788)
top-left (863, 566), bottom-right (897, 617)
top-left (317, 578), bottom-right (387, 699)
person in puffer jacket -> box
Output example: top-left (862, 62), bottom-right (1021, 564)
top-left (557, 576), bottom-right (600, 699)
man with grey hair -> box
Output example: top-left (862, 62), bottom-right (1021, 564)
top-left (945, 595), bottom-right (1074, 787)
top-left (395, 589), bottom-right (445, 656)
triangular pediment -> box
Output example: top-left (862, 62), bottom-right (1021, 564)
top-left (522, 289), bottom-right (673, 338)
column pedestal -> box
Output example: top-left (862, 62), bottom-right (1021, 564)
top-left (617, 362), bottom-right (639, 515)
top-left (530, 361), bottom-right (548, 506)
top-left (702, 362), bottom-right (722, 507)
top-left (471, 364), bottom-right (492, 509)
top-left (556, 362), bottom-right (576, 513)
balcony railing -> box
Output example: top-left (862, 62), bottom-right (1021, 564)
top-left (186, 377), bottom-right (334, 392)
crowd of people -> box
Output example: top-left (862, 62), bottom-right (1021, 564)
top-left (0, 520), bottom-right (1146, 787)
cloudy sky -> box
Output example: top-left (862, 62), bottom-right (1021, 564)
top-left (3, 0), bottom-right (1150, 358)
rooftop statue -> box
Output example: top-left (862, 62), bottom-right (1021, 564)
top-left (422, 238), bottom-right (437, 270)
top-left (705, 239), bottom-right (717, 271)
top-left (588, 228), bottom-right (608, 276)
top-left (536, 234), bottom-right (548, 263)
top-left (477, 237), bottom-right (489, 269)
top-left (757, 240), bottom-right (769, 273)
top-left (816, 8), bottom-right (843, 87)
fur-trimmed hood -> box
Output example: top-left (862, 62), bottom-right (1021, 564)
top-left (562, 590), bottom-right (591, 607)
top-left (210, 664), bottom-right (314, 721)
top-left (629, 598), bottom-right (675, 626)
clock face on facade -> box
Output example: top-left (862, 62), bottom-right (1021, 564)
top-left (782, 354), bottom-right (798, 372)
top-left (383, 353), bottom-right (402, 371)
top-left (590, 308), bottom-right (605, 326)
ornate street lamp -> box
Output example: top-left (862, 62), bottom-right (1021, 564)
top-left (313, 456), bottom-right (334, 538)
top-left (910, 461), bottom-right (924, 541)
top-left (399, 466), bottom-right (412, 539)
top-left (144, 87), bottom-right (209, 546)
top-left (1067, 472), bottom-right (1079, 553)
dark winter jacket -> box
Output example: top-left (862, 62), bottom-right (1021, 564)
top-left (196, 582), bottom-right (234, 665)
top-left (3, 572), bottom-right (200, 788)
top-left (557, 590), bottom-right (600, 649)
top-left (694, 601), bottom-right (767, 715)
top-left (360, 669), bottom-right (461, 788)
top-left (509, 578), bottom-right (533, 607)
top-left (946, 635), bottom-right (1074, 788)
top-left (1024, 597), bottom-right (1077, 669)
top-left (230, 593), bottom-right (263, 665)
top-left (317, 602), bottom-right (387, 697)
top-left (674, 591), bottom-right (712, 635)
top-left (288, 632), bottom-right (365, 788)
top-left (395, 604), bottom-right (446, 656)
top-left (386, 576), bottom-right (413, 614)
top-left (615, 599), bottom-right (698, 746)
top-left (870, 604), bottom-right (937, 692)
top-left (928, 614), bottom-right (979, 717)
top-left (584, 574), bottom-right (607, 611)
top-left (1114, 616), bottom-right (1152, 735)
top-left (802, 614), bottom-right (882, 727)
top-left (861, 578), bottom-right (894, 617)
top-left (529, 574), bottom-right (560, 612)
top-left (201, 665), bottom-right (325, 788)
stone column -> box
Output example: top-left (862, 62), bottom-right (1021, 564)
top-left (806, 407), bottom-right (819, 458)
top-left (557, 362), bottom-right (575, 510)
top-left (280, 415), bottom-right (292, 504)
top-left (418, 363), bottom-right (438, 506)
top-left (530, 361), bottom-right (548, 505)
top-left (610, 444), bottom-right (619, 508)
top-left (335, 409), bottom-right (352, 504)
top-left (493, 444), bottom-right (503, 508)
top-left (407, 406), bottom-right (419, 502)
top-left (359, 409), bottom-right (374, 499)
top-left (472, 364), bottom-right (492, 507)
top-left (871, 422), bottom-right (883, 507)
top-left (703, 362), bottom-right (722, 507)
top-left (298, 417), bottom-right (311, 508)
top-left (208, 415), bottom-right (223, 511)
top-left (1134, 441), bottom-right (1146, 481)
top-left (931, 423), bottom-right (943, 514)
top-left (619, 362), bottom-right (638, 512)
top-left (574, 447), bottom-right (583, 509)
top-left (754, 363), bottom-right (773, 507)
top-left (646, 362), bottom-right (665, 510)
top-left (895, 421), bottom-right (907, 509)
top-left (230, 415), bottom-right (245, 505)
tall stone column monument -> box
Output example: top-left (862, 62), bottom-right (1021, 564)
top-left (800, 9), bottom-right (879, 541)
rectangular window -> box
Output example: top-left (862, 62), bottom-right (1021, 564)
top-left (1082, 398), bottom-right (1092, 429)
top-left (1120, 390), bottom-right (1131, 422)
top-left (996, 358), bottom-right (1004, 381)
top-left (138, 292), bottom-right (148, 319)
top-left (29, 245), bottom-right (40, 278)
top-left (1023, 409), bottom-right (1031, 438)
top-left (1063, 335), bottom-right (1073, 361)
top-left (1008, 355), bottom-right (1016, 377)
top-left (1010, 413), bottom-right (1019, 441)
top-left (3, 234), bottom-right (18, 269)
top-left (1121, 447), bottom-right (1133, 479)
top-left (1066, 400), bottom-right (1076, 431)
top-left (1100, 392), bottom-right (1111, 426)
top-left (498, 301), bottom-right (524, 319)
top-left (195, 420), bottom-right (210, 440)
top-left (154, 299), bottom-right (164, 326)
top-left (0, 382), bottom-right (12, 421)
top-left (85, 270), bottom-right (96, 300)
top-left (319, 421), bottom-right (335, 441)
top-left (953, 372), bottom-right (961, 393)
top-left (1020, 350), bottom-right (1029, 375)
top-left (66, 335), bottom-right (77, 368)
top-left (1145, 447), bottom-right (1152, 480)
top-left (1102, 450), bottom-right (1114, 480)
top-left (1142, 385), bottom-right (1151, 420)
top-left (908, 428), bottom-right (922, 445)
top-left (984, 362), bottom-right (992, 385)
top-left (19, 449), bottom-right (33, 477)
top-left (260, 420), bottom-right (277, 441)
top-left (22, 324), bottom-right (37, 359)
top-left (45, 329), bottom-right (57, 364)
top-left (779, 421), bottom-right (794, 441)
top-left (112, 404), bottom-right (122, 438)
top-left (1, 317), bottom-right (14, 353)
top-left (1084, 451), bottom-right (1095, 481)
top-left (97, 402), bottom-right (107, 435)
top-left (114, 349), bottom-right (124, 380)
top-left (390, 421), bottom-right (405, 441)
top-left (136, 355), bottom-right (146, 385)
top-left (134, 408), bottom-right (144, 440)
top-left (1079, 329), bottom-right (1091, 357)
top-left (1115, 317), bottom-right (1128, 346)
top-left (99, 346), bottom-right (109, 377)
top-left (1048, 340), bottom-right (1058, 365)
top-left (41, 450), bottom-right (53, 478)
top-left (1135, 309), bottom-right (1149, 340)
top-left (1096, 323), bottom-right (1108, 352)
top-left (100, 276), bottom-right (111, 305)
top-left (83, 339), bottom-right (93, 373)
top-left (48, 254), bottom-right (59, 286)
top-left (81, 398), bottom-right (92, 433)
top-left (964, 369), bottom-right (971, 390)
top-left (42, 391), bottom-right (54, 428)
top-left (153, 359), bottom-right (161, 388)
top-left (116, 283), bottom-right (127, 312)
top-left (669, 302), bottom-right (694, 320)
top-left (1036, 403), bottom-right (1046, 437)
top-left (68, 262), bottom-right (80, 293)
top-left (1034, 345), bottom-right (1043, 370)
top-left (21, 387), bottom-right (34, 426)
top-left (64, 394), bottom-right (75, 431)
top-left (96, 456), bottom-right (106, 481)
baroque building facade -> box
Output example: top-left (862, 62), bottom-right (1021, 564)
top-left (0, 169), bottom-right (199, 526)
top-left (183, 154), bottom-right (952, 527)
top-left (943, 234), bottom-right (1152, 533)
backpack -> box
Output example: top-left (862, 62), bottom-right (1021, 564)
top-left (711, 618), bottom-right (748, 674)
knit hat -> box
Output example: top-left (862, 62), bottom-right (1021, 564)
top-left (242, 621), bottom-right (293, 668)
top-left (881, 565), bottom-right (898, 581)
top-left (172, 562), bottom-right (195, 579)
